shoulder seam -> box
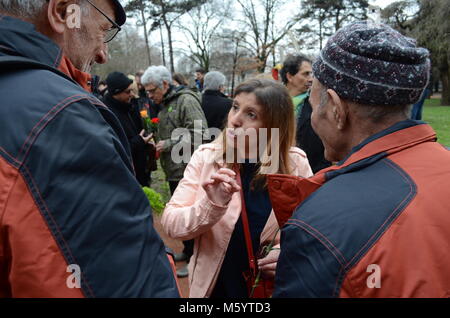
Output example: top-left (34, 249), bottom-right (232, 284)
top-left (16, 95), bottom-right (98, 165)
top-left (285, 220), bottom-right (346, 297)
top-left (343, 158), bottom-right (417, 272)
top-left (286, 219), bottom-right (347, 265)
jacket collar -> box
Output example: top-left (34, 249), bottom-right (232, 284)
top-left (104, 93), bottom-right (132, 111)
top-left (203, 90), bottom-right (227, 98)
top-left (0, 15), bottom-right (93, 92)
top-left (163, 84), bottom-right (190, 104)
top-left (267, 120), bottom-right (437, 227)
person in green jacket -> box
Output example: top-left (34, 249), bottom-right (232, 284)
top-left (280, 55), bottom-right (313, 117)
top-left (141, 65), bottom-right (208, 278)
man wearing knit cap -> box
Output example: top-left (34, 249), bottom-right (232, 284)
top-left (270, 21), bottom-right (450, 298)
top-left (104, 71), bottom-right (154, 187)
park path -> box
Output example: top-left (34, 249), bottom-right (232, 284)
top-left (153, 214), bottom-right (190, 298)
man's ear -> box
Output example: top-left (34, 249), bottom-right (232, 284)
top-left (47, 0), bottom-right (72, 34)
top-left (328, 89), bottom-right (348, 131)
top-left (286, 72), bottom-right (293, 84)
top-left (162, 80), bottom-right (170, 92)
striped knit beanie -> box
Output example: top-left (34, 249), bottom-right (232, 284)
top-left (313, 21), bottom-right (430, 106)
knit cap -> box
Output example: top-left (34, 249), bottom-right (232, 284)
top-left (106, 72), bottom-right (133, 95)
top-left (313, 21), bottom-right (430, 106)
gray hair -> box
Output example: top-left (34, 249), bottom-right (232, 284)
top-left (0, 0), bottom-right (46, 19)
top-left (203, 71), bottom-right (226, 91)
top-left (141, 65), bottom-right (172, 88)
top-left (0, 0), bottom-right (88, 21)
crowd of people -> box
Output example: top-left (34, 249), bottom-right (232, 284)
top-left (0, 0), bottom-right (449, 299)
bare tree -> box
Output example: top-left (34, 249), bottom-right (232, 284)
top-left (148, 0), bottom-right (207, 72)
top-left (125, 0), bottom-right (154, 66)
top-left (297, 0), bottom-right (369, 50)
top-left (237, 0), bottom-right (299, 73)
top-left (381, 0), bottom-right (418, 32)
top-left (92, 26), bottom-right (162, 79)
top-left (177, 0), bottom-right (231, 72)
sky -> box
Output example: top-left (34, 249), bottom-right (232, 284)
top-left (370, 0), bottom-right (396, 8)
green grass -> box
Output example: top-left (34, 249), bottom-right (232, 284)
top-left (149, 161), bottom-right (171, 208)
top-left (422, 98), bottom-right (450, 147)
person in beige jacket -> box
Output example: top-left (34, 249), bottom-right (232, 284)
top-left (161, 79), bottom-right (313, 298)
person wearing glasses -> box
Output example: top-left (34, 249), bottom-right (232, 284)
top-left (0, 0), bottom-right (179, 297)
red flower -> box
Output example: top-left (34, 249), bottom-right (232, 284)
top-left (151, 118), bottom-right (160, 124)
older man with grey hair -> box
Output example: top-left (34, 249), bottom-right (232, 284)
top-left (0, 0), bottom-right (179, 297)
top-left (201, 71), bottom-right (233, 132)
top-left (142, 65), bottom-right (208, 278)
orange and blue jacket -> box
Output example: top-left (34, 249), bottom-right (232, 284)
top-left (0, 16), bottom-right (179, 297)
top-left (269, 120), bottom-right (450, 298)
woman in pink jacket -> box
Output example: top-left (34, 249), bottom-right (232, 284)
top-left (161, 79), bottom-right (313, 298)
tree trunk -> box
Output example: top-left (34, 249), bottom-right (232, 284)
top-left (257, 51), bottom-right (268, 73)
top-left (162, 14), bottom-right (175, 73)
top-left (140, 5), bottom-right (151, 66)
top-left (159, 24), bottom-right (166, 67)
top-left (231, 37), bottom-right (239, 93)
top-left (319, 16), bottom-right (323, 50)
top-left (441, 70), bottom-right (450, 106)
top-left (167, 26), bottom-right (175, 73)
top-left (440, 55), bottom-right (450, 106)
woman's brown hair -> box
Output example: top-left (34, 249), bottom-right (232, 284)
top-left (214, 78), bottom-right (296, 187)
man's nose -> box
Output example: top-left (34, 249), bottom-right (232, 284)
top-left (95, 44), bottom-right (108, 64)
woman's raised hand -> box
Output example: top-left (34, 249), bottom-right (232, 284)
top-left (202, 168), bottom-right (241, 207)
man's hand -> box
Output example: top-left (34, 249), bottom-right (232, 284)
top-left (139, 130), bottom-right (153, 144)
top-left (257, 248), bottom-right (280, 279)
top-left (156, 140), bottom-right (165, 152)
top-left (202, 168), bottom-right (241, 207)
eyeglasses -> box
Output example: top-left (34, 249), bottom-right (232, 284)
top-left (146, 87), bottom-right (159, 95)
top-left (85, 0), bottom-right (121, 43)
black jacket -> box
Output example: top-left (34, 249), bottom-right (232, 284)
top-left (133, 89), bottom-right (160, 119)
top-left (296, 98), bottom-right (331, 173)
top-left (0, 15), bottom-right (178, 297)
top-left (103, 94), bottom-right (156, 186)
top-left (201, 90), bottom-right (233, 131)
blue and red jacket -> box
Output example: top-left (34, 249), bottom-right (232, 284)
top-left (0, 16), bottom-right (179, 297)
top-left (269, 120), bottom-right (450, 297)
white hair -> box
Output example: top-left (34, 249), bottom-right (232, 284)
top-left (0, 0), bottom-right (89, 20)
top-left (203, 71), bottom-right (226, 91)
top-left (141, 65), bottom-right (172, 88)
top-left (0, 0), bottom-right (46, 18)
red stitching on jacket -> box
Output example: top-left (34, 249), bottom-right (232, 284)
top-left (18, 94), bottom-right (83, 157)
top-left (344, 159), bottom-right (414, 269)
top-left (53, 48), bottom-right (62, 68)
top-left (19, 95), bottom-right (88, 162)
top-left (285, 220), bottom-right (345, 267)
top-left (332, 265), bottom-right (346, 297)
top-left (21, 164), bottom-right (96, 298)
top-left (288, 218), bottom-right (347, 264)
top-left (0, 146), bottom-right (21, 166)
